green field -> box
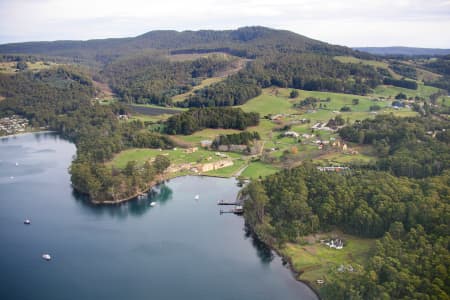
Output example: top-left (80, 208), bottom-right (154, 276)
top-left (281, 234), bottom-right (376, 289)
top-left (238, 91), bottom-right (297, 115)
top-left (240, 161), bottom-right (280, 179)
top-left (334, 56), bottom-right (389, 69)
top-left (373, 83), bottom-right (440, 99)
top-left (111, 147), bottom-right (241, 169)
top-left (175, 128), bottom-right (243, 144)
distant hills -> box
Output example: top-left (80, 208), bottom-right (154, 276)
top-left (355, 46), bottom-right (450, 56)
top-left (0, 26), bottom-right (368, 63)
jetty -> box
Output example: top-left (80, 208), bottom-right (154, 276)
top-left (220, 205), bottom-right (244, 215)
top-left (217, 200), bottom-right (240, 205)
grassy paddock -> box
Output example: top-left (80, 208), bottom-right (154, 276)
top-left (281, 233), bottom-right (376, 288)
top-left (111, 147), bottom-right (241, 169)
top-left (240, 161), bottom-right (280, 179)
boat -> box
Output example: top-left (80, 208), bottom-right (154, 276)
top-left (194, 195), bottom-right (199, 200)
top-left (24, 219), bottom-right (31, 225)
top-left (150, 202), bottom-right (156, 207)
top-left (15, 162), bottom-right (19, 166)
top-left (42, 254), bottom-right (51, 261)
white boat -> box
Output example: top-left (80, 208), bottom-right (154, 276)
top-left (194, 195), bottom-right (199, 200)
top-left (24, 219), bottom-right (31, 225)
top-left (150, 202), bottom-right (156, 207)
top-left (15, 162), bottom-right (19, 166)
top-left (42, 254), bottom-right (51, 261)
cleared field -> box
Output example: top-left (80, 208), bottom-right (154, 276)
top-left (334, 56), bottom-right (389, 69)
top-left (0, 61), bottom-right (57, 73)
top-left (316, 151), bottom-right (375, 164)
top-left (373, 83), bottom-right (440, 99)
top-left (281, 234), bottom-right (376, 288)
top-left (175, 128), bottom-right (243, 144)
top-left (204, 159), bottom-right (247, 177)
top-left (111, 147), bottom-right (240, 169)
top-left (240, 161), bottom-right (280, 179)
top-left (238, 92), bottom-right (297, 115)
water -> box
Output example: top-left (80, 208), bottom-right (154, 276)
top-left (0, 132), bottom-right (317, 300)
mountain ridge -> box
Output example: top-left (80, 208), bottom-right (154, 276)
top-left (0, 26), bottom-right (368, 63)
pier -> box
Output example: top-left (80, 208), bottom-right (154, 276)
top-left (217, 200), bottom-right (240, 205)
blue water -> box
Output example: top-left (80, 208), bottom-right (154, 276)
top-left (0, 132), bottom-right (317, 300)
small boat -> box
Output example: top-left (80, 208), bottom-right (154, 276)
top-left (194, 195), bottom-right (199, 200)
top-left (24, 219), bottom-right (31, 225)
top-left (15, 162), bottom-right (19, 166)
top-left (150, 202), bottom-right (156, 207)
top-left (42, 254), bottom-right (51, 261)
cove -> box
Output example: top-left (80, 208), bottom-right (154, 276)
top-left (0, 132), bottom-right (317, 300)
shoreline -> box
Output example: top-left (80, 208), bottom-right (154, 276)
top-left (247, 227), bottom-right (322, 299)
top-left (87, 176), bottom-right (165, 205)
top-left (0, 129), bottom-right (54, 139)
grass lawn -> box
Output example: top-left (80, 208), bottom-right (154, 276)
top-left (240, 161), bottom-right (280, 179)
top-left (281, 233), bottom-right (376, 288)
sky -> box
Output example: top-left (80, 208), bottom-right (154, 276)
top-left (1, 0), bottom-right (450, 48)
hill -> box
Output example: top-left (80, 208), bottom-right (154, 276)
top-left (355, 46), bottom-right (450, 56)
top-left (0, 27), bottom-right (368, 63)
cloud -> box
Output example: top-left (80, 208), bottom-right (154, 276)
top-left (0, 0), bottom-right (449, 47)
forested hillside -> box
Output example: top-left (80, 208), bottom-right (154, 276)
top-left (0, 67), bottom-right (173, 200)
top-left (0, 27), bottom-right (366, 62)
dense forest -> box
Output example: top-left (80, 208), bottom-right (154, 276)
top-left (339, 115), bottom-right (449, 178)
top-left (102, 53), bottom-right (236, 105)
top-left (177, 72), bottom-right (261, 107)
top-left (0, 27), bottom-right (369, 63)
top-left (0, 67), bottom-right (173, 201)
top-left (212, 131), bottom-right (260, 148)
top-left (164, 107), bottom-right (259, 135)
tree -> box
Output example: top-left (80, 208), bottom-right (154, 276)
top-left (352, 98), bottom-right (360, 105)
top-left (16, 61), bottom-right (28, 71)
top-left (289, 89), bottom-right (299, 98)
top-left (153, 155), bottom-right (170, 173)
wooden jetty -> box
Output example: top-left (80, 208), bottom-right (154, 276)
top-left (220, 205), bottom-right (244, 215)
top-left (217, 200), bottom-right (240, 205)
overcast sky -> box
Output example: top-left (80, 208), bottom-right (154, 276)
top-left (1, 0), bottom-right (449, 47)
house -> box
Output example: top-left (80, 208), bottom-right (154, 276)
top-left (200, 140), bottom-right (213, 148)
top-left (283, 131), bottom-right (300, 138)
top-left (325, 238), bottom-right (344, 249)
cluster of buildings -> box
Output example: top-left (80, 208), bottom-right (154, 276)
top-left (0, 115), bottom-right (28, 135)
